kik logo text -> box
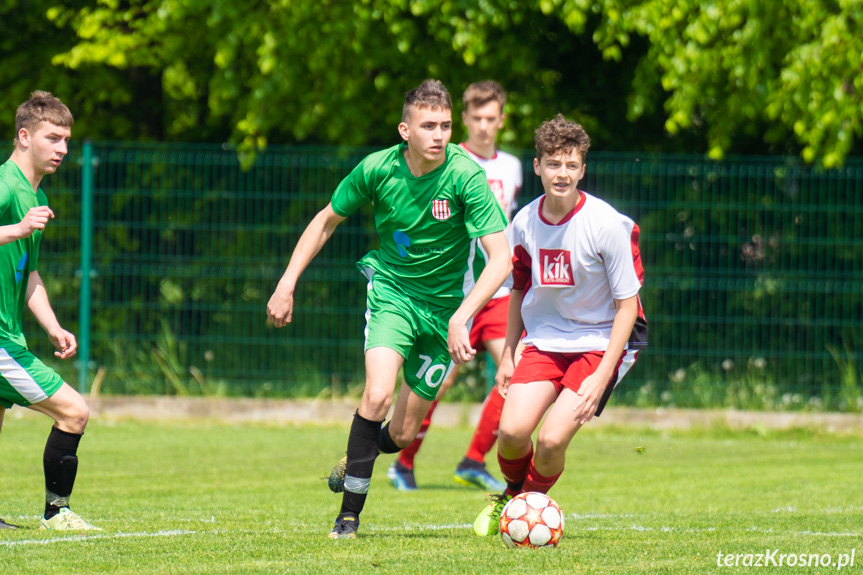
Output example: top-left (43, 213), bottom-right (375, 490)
top-left (539, 249), bottom-right (574, 286)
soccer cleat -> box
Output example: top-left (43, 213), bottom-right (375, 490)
top-left (328, 514), bottom-right (359, 539)
top-left (328, 455), bottom-right (347, 493)
top-left (386, 461), bottom-right (418, 492)
top-left (0, 517), bottom-right (20, 530)
top-left (39, 508), bottom-right (102, 531)
top-left (473, 493), bottom-right (512, 536)
top-left (454, 460), bottom-right (506, 492)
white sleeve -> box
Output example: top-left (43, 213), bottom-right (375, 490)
top-left (601, 216), bottom-right (642, 300)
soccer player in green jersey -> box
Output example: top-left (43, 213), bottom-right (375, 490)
top-left (267, 79), bottom-right (512, 539)
top-left (0, 91), bottom-right (100, 531)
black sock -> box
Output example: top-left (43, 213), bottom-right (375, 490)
top-left (457, 456), bottom-right (485, 471)
top-left (43, 427), bottom-right (82, 519)
top-left (377, 422), bottom-right (402, 454)
top-left (340, 412), bottom-right (382, 518)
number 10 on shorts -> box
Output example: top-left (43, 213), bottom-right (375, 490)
top-left (416, 355), bottom-right (454, 388)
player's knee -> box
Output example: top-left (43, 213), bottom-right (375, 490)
top-left (497, 420), bottom-right (529, 449)
top-left (57, 401), bottom-right (89, 434)
top-left (536, 430), bottom-right (568, 460)
top-left (362, 388), bottom-right (392, 416)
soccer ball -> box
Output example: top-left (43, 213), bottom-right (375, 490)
top-left (499, 492), bottom-right (564, 549)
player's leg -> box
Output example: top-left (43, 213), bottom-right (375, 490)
top-left (496, 379), bottom-right (556, 490)
top-left (330, 346), bottom-right (404, 539)
top-left (0, 405), bottom-right (18, 530)
top-left (0, 342), bottom-right (99, 531)
top-left (473, 379), bottom-right (556, 536)
top-left (27, 382), bottom-right (100, 531)
top-left (382, 379), bottom-right (434, 449)
top-left (389, 364), bottom-right (460, 491)
top-left (524, 351), bottom-right (628, 494)
top-left (455, 336), bottom-right (506, 490)
top-left (523, 387), bottom-right (584, 494)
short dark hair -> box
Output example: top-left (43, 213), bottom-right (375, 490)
top-left (15, 91), bottom-right (74, 144)
top-left (462, 81), bottom-right (506, 112)
top-left (402, 79), bottom-right (452, 122)
top-left (534, 114), bottom-right (591, 161)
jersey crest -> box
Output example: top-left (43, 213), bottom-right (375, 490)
top-left (539, 249), bottom-right (574, 286)
top-left (431, 199), bottom-right (451, 221)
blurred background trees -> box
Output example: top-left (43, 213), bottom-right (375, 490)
top-left (2, 0), bottom-right (862, 165)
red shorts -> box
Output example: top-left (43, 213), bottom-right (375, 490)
top-left (469, 295), bottom-right (510, 350)
top-left (510, 346), bottom-right (639, 417)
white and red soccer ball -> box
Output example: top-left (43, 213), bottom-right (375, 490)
top-left (499, 492), bottom-right (564, 549)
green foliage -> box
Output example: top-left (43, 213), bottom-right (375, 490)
top-left (591, 0), bottom-right (863, 166)
top-left (3, 0), bottom-right (854, 163)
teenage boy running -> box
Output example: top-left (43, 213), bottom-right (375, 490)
top-left (472, 114), bottom-right (648, 536)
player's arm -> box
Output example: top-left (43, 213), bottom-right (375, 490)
top-left (26, 270), bottom-right (77, 359)
top-left (0, 185), bottom-right (54, 246)
top-left (570, 294), bottom-right (638, 425)
top-left (267, 203), bottom-right (346, 328)
top-left (494, 287), bottom-right (525, 397)
top-left (447, 230), bottom-right (511, 364)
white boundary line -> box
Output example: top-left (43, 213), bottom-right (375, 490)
top-left (0, 529), bottom-right (196, 547)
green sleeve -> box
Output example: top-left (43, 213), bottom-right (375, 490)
top-left (461, 171), bottom-right (507, 238)
top-left (330, 159), bottom-right (373, 218)
top-left (0, 182), bottom-right (10, 218)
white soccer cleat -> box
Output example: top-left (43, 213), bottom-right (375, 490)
top-left (39, 508), bottom-right (102, 531)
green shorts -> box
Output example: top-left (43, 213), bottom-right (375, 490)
top-left (0, 341), bottom-right (65, 409)
top-left (363, 272), bottom-right (456, 401)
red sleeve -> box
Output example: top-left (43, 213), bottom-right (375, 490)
top-left (512, 244), bottom-right (532, 291)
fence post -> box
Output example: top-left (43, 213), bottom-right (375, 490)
top-left (78, 140), bottom-right (94, 394)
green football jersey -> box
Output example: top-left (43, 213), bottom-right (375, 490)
top-left (331, 142), bottom-right (507, 308)
top-left (0, 160), bottom-right (45, 346)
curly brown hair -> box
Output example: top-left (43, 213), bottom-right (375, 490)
top-left (534, 114), bottom-right (590, 161)
top-left (15, 91), bottom-right (74, 143)
top-left (402, 79), bottom-right (452, 122)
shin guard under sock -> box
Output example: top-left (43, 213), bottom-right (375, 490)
top-left (497, 444), bottom-right (533, 496)
top-left (340, 412), bottom-right (382, 518)
top-left (522, 461), bottom-right (563, 495)
top-left (43, 427), bottom-right (82, 519)
top-left (377, 422), bottom-right (402, 454)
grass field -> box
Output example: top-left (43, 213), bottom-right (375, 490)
top-left (1, 416), bottom-right (862, 574)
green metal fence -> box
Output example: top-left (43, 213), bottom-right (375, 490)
top-left (10, 142), bottom-right (863, 410)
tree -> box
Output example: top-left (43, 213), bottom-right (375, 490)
top-left (7, 0), bottom-right (861, 164)
top-left (586, 0), bottom-right (863, 166)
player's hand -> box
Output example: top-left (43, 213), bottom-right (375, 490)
top-left (571, 372), bottom-right (606, 425)
top-left (17, 206), bottom-right (55, 238)
top-left (494, 356), bottom-right (515, 398)
top-left (266, 283), bottom-right (295, 328)
top-left (446, 321), bottom-right (475, 365)
top-left (50, 328), bottom-right (77, 359)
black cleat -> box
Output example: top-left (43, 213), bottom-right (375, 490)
top-left (328, 513), bottom-right (359, 539)
top-left (0, 518), bottom-right (20, 530)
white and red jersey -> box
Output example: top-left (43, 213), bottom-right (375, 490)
top-left (459, 143), bottom-right (523, 219)
top-left (460, 143), bottom-right (523, 299)
top-left (510, 191), bottom-right (648, 353)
